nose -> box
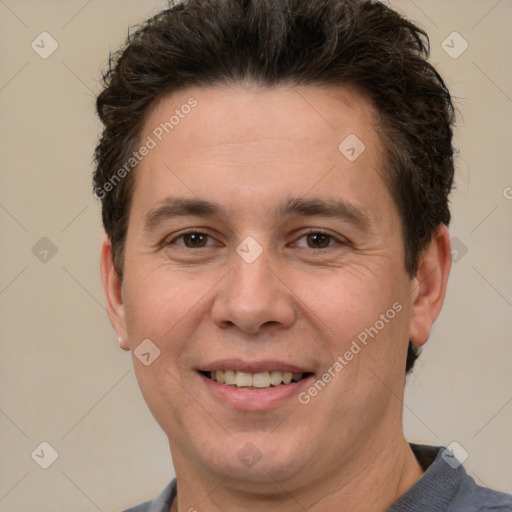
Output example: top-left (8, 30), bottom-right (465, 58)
top-left (211, 244), bottom-right (296, 334)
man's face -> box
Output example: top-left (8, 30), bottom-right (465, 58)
top-left (107, 85), bottom-right (427, 487)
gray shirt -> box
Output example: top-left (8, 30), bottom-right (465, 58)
top-left (123, 444), bottom-right (512, 511)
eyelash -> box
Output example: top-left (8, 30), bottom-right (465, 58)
top-left (166, 230), bottom-right (346, 250)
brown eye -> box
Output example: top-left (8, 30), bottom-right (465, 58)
top-left (305, 232), bottom-right (333, 249)
top-left (169, 232), bottom-right (214, 248)
top-left (182, 233), bottom-right (208, 247)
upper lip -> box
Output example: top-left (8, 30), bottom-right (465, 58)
top-left (198, 359), bottom-right (313, 374)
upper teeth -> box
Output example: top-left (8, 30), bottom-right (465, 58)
top-left (210, 370), bottom-right (304, 388)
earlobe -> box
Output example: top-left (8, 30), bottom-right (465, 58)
top-left (409, 225), bottom-right (452, 346)
top-left (100, 235), bottom-right (130, 351)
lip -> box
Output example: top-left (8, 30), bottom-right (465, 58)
top-left (198, 358), bottom-right (311, 373)
top-left (198, 371), bottom-right (315, 411)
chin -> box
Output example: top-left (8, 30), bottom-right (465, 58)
top-left (197, 435), bottom-right (312, 486)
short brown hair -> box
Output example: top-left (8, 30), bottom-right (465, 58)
top-left (93, 0), bottom-right (455, 372)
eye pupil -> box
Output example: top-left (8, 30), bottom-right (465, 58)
top-left (184, 233), bottom-right (207, 247)
top-left (307, 233), bottom-right (330, 248)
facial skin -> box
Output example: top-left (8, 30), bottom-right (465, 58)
top-left (101, 84), bottom-right (451, 511)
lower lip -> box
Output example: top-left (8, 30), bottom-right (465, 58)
top-left (198, 373), bottom-right (315, 411)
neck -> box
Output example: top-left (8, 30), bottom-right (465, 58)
top-left (169, 436), bottom-right (424, 512)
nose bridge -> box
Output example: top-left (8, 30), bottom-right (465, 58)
top-left (211, 239), bottom-right (295, 332)
top-left (232, 243), bottom-right (273, 299)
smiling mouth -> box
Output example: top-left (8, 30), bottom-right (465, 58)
top-left (200, 370), bottom-right (313, 389)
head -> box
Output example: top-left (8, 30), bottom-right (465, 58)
top-left (96, 0), bottom-right (453, 493)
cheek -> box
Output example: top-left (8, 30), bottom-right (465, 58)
top-left (131, 359), bottom-right (196, 440)
top-left (122, 268), bottom-right (201, 427)
top-left (123, 266), bottom-right (207, 343)
top-left (295, 266), bottom-right (395, 329)
top-left (294, 268), bottom-right (410, 375)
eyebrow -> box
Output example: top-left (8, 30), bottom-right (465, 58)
top-left (143, 196), bottom-right (371, 232)
top-left (144, 197), bottom-right (221, 232)
top-left (277, 197), bottom-right (371, 230)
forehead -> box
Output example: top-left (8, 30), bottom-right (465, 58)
top-left (132, 84), bottom-right (390, 222)
top-left (142, 83), bottom-right (379, 154)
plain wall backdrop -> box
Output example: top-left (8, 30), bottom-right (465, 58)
top-left (0, 0), bottom-right (511, 510)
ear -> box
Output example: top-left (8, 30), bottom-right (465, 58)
top-left (409, 225), bottom-right (452, 346)
top-left (100, 235), bottom-right (130, 350)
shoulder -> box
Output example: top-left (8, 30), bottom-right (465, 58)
top-left (389, 445), bottom-right (512, 512)
top-left (448, 478), bottom-right (512, 511)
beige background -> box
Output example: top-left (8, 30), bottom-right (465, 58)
top-left (0, 0), bottom-right (511, 510)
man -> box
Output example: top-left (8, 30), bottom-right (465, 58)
top-left (94, 0), bottom-right (512, 510)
